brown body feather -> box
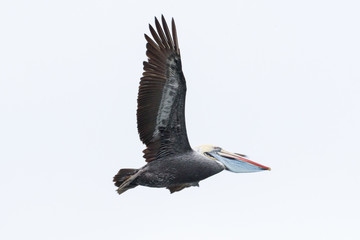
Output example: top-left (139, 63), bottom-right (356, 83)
top-left (113, 16), bottom-right (225, 195)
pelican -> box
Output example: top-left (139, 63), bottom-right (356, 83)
top-left (113, 16), bottom-right (270, 195)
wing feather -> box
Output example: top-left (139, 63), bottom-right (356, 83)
top-left (171, 18), bottom-right (180, 54)
top-left (137, 16), bottom-right (191, 162)
top-left (161, 15), bottom-right (174, 49)
top-left (155, 17), bottom-right (170, 49)
top-left (149, 25), bottom-right (165, 49)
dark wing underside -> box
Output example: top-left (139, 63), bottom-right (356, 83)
top-left (137, 16), bottom-right (191, 162)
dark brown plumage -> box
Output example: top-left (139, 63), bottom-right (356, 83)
top-left (137, 16), bottom-right (190, 163)
top-left (113, 16), bottom-right (224, 194)
top-left (113, 16), bottom-right (271, 195)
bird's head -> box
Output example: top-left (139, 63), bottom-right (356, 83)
top-left (194, 144), bottom-right (271, 173)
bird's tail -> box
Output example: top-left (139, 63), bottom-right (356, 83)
top-left (113, 168), bottom-right (141, 195)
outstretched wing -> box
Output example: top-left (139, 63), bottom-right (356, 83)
top-left (137, 16), bottom-right (191, 162)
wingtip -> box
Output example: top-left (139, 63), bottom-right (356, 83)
top-left (148, 24), bottom-right (153, 33)
top-left (154, 16), bottom-right (160, 26)
top-left (171, 18), bottom-right (179, 54)
top-left (161, 14), bottom-right (167, 26)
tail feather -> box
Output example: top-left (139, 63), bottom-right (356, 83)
top-left (113, 168), bottom-right (140, 195)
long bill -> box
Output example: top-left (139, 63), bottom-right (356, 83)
top-left (210, 150), bottom-right (271, 173)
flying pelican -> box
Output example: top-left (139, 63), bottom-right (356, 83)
top-left (113, 16), bottom-right (270, 195)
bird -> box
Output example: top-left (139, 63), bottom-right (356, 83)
top-left (113, 16), bottom-right (270, 195)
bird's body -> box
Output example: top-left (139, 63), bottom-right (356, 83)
top-left (135, 151), bottom-right (223, 188)
top-left (113, 16), bottom-right (270, 195)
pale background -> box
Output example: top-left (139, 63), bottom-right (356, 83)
top-left (1, 1), bottom-right (359, 239)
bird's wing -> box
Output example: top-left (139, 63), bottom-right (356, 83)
top-left (137, 16), bottom-right (191, 162)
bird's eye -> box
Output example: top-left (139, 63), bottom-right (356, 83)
top-left (214, 147), bottom-right (222, 152)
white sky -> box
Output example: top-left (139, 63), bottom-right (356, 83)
top-left (1, 0), bottom-right (359, 239)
